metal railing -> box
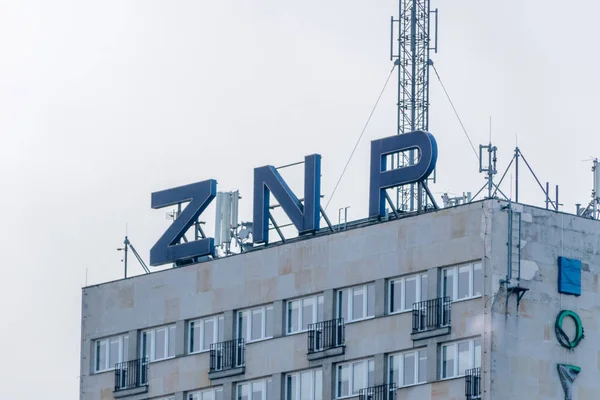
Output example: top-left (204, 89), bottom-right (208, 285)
top-left (307, 318), bottom-right (345, 353)
top-left (358, 383), bottom-right (397, 400)
top-left (114, 358), bottom-right (148, 392)
top-left (465, 367), bottom-right (481, 399)
top-left (412, 297), bottom-right (451, 333)
top-left (210, 338), bottom-right (245, 372)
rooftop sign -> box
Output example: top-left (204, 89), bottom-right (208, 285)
top-left (149, 130), bottom-right (437, 266)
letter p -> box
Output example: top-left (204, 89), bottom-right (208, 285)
top-left (368, 131), bottom-right (438, 218)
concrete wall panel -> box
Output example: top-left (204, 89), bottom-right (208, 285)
top-left (81, 202), bottom-right (487, 399)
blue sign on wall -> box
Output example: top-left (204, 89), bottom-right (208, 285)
top-left (558, 256), bottom-right (581, 296)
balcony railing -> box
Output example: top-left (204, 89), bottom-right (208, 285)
top-left (114, 358), bottom-right (148, 392)
top-left (307, 318), bottom-right (345, 353)
top-left (465, 367), bottom-right (481, 399)
top-left (358, 383), bottom-right (397, 400)
top-left (210, 339), bottom-right (245, 372)
top-left (412, 297), bottom-right (451, 333)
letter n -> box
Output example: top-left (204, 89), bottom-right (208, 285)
top-left (253, 154), bottom-right (321, 244)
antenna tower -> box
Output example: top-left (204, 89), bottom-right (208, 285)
top-left (391, 0), bottom-right (438, 212)
top-left (576, 158), bottom-right (600, 219)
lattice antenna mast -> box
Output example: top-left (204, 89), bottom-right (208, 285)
top-left (391, 0), bottom-right (438, 212)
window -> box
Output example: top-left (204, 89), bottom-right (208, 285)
top-left (336, 359), bottom-right (374, 398)
top-left (442, 262), bottom-right (483, 301)
top-left (389, 273), bottom-right (428, 313)
top-left (237, 305), bottom-right (274, 342)
top-left (286, 368), bottom-right (323, 400)
top-left (441, 338), bottom-right (481, 379)
top-left (389, 349), bottom-right (427, 387)
top-left (337, 284), bottom-right (375, 323)
top-left (142, 325), bottom-right (176, 362)
top-left (189, 315), bottom-right (225, 353)
top-left (189, 388), bottom-right (223, 400)
top-left (236, 378), bottom-right (272, 400)
top-left (287, 295), bottom-right (324, 334)
top-left (94, 334), bottom-right (129, 372)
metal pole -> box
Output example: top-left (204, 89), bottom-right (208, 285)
top-left (518, 214), bottom-right (522, 281)
top-left (515, 147), bottom-right (519, 203)
top-left (319, 206), bottom-right (335, 232)
top-left (555, 185), bottom-right (559, 211)
top-left (344, 207), bottom-right (349, 230)
top-left (409, 0), bottom-right (417, 212)
top-left (396, 0), bottom-right (402, 136)
top-left (390, 16), bottom-right (395, 61)
top-left (124, 236), bottom-right (129, 279)
top-left (488, 145), bottom-right (493, 198)
top-left (423, 182), bottom-right (439, 209)
top-left (417, 182), bottom-right (423, 212)
top-left (275, 160), bottom-right (305, 169)
top-left (545, 182), bottom-right (549, 209)
top-left (593, 159), bottom-right (598, 219)
top-left (519, 152), bottom-right (556, 209)
top-left (507, 208), bottom-right (513, 281)
top-left (268, 213), bottom-right (286, 243)
top-left (471, 182), bottom-right (488, 202)
top-left (385, 192), bottom-right (400, 218)
top-left (434, 8), bottom-right (438, 53)
top-left (177, 203), bottom-right (182, 244)
top-left (491, 155), bottom-right (515, 199)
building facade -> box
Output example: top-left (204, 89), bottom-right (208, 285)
top-left (79, 199), bottom-right (600, 400)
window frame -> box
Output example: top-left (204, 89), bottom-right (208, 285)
top-left (335, 358), bottom-right (375, 398)
top-left (188, 315), bottom-right (225, 354)
top-left (336, 284), bottom-right (375, 323)
top-left (285, 368), bottom-right (323, 400)
top-left (286, 294), bottom-right (325, 334)
top-left (236, 305), bottom-right (274, 343)
top-left (440, 338), bottom-right (481, 379)
top-left (141, 324), bottom-right (176, 363)
top-left (236, 377), bottom-right (273, 400)
top-left (188, 387), bottom-right (223, 400)
top-left (388, 273), bottom-right (429, 314)
top-left (442, 262), bottom-right (483, 302)
top-left (93, 334), bottom-right (129, 373)
top-left (388, 348), bottom-right (427, 387)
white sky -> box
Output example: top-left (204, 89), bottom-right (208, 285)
top-left (1, 0), bottom-right (599, 397)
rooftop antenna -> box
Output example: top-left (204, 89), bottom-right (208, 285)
top-left (576, 158), bottom-right (600, 218)
top-left (479, 142), bottom-right (498, 199)
top-left (390, 0), bottom-right (439, 212)
top-left (215, 190), bottom-right (241, 256)
top-left (470, 142), bottom-right (560, 210)
top-left (483, 117), bottom-right (497, 198)
top-left (117, 236), bottom-right (150, 278)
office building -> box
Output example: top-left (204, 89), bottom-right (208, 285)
top-left (79, 199), bottom-right (599, 400)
